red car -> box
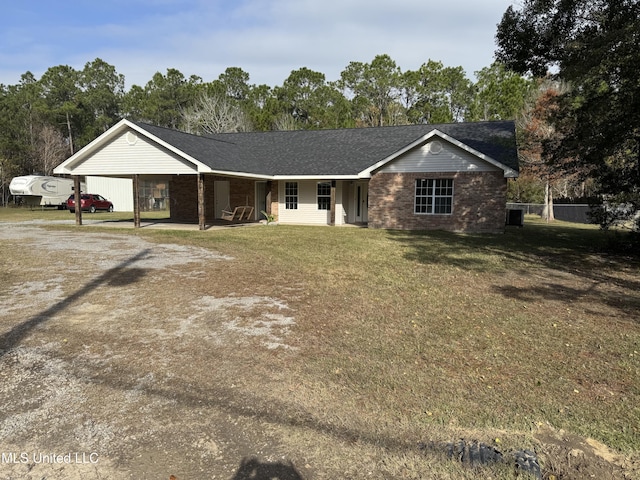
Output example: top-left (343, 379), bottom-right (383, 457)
top-left (67, 194), bottom-right (114, 213)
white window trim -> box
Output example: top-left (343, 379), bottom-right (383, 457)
top-left (285, 181), bottom-right (298, 210)
top-left (317, 181), bottom-right (331, 210)
top-left (414, 178), bottom-right (454, 215)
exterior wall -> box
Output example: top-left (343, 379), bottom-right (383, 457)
top-left (169, 175), bottom-right (195, 222)
top-left (229, 178), bottom-right (255, 213)
top-left (169, 175), bottom-right (256, 223)
top-left (276, 180), bottom-right (345, 225)
top-left (335, 182), bottom-right (346, 225)
top-left (85, 176), bottom-right (134, 212)
top-left (268, 181), bottom-right (279, 219)
top-left (169, 175), bottom-right (214, 223)
top-left (368, 171), bottom-right (507, 233)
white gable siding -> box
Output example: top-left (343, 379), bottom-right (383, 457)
top-left (379, 140), bottom-right (501, 174)
top-left (70, 130), bottom-right (198, 176)
top-left (277, 180), bottom-right (345, 225)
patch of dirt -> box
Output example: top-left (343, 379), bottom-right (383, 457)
top-left (533, 424), bottom-right (639, 479)
top-left (0, 224), bottom-right (304, 479)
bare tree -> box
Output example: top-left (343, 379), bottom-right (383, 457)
top-left (182, 94), bottom-right (252, 134)
top-left (272, 112), bottom-right (298, 131)
top-left (35, 124), bottom-right (69, 175)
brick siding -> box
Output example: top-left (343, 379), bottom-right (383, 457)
top-left (169, 175), bottom-right (256, 223)
top-left (229, 178), bottom-right (255, 210)
top-left (368, 171), bottom-right (507, 233)
top-left (168, 172), bottom-right (506, 231)
top-left (268, 181), bottom-right (279, 219)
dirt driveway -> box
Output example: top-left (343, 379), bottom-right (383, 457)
top-left (0, 223), bottom-right (306, 480)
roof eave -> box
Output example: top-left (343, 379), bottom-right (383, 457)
top-left (53, 118), bottom-right (129, 174)
top-left (357, 130), bottom-right (443, 177)
top-left (272, 174), bottom-right (360, 181)
top-left (53, 119), bottom-right (214, 175)
top-left (208, 170), bottom-right (272, 180)
top-left (435, 131), bottom-right (518, 178)
top-left (357, 129), bottom-right (518, 178)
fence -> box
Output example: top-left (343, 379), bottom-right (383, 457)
top-left (507, 203), bottom-right (591, 224)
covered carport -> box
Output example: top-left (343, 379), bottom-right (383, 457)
top-left (54, 120), bottom-right (257, 231)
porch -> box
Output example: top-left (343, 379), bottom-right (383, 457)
top-left (169, 175), bottom-right (369, 230)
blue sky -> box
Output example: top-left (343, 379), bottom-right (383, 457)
top-left (1, 0), bottom-right (515, 89)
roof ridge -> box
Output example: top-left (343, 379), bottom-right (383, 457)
top-left (134, 121), bottom-right (240, 146)
top-left (135, 119), bottom-right (514, 139)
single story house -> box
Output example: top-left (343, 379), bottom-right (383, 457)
top-left (53, 119), bottom-right (518, 232)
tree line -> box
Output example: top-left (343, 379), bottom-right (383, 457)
top-left (3, 0), bottom-right (637, 240)
top-left (0, 55), bottom-right (533, 191)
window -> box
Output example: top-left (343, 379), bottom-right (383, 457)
top-left (415, 179), bottom-right (453, 214)
top-left (317, 182), bottom-right (331, 210)
top-left (285, 182), bottom-right (298, 209)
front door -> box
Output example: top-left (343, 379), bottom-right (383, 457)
top-left (354, 181), bottom-right (368, 223)
top-left (214, 180), bottom-right (230, 219)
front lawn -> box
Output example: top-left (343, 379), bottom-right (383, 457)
top-left (138, 216), bottom-right (640, 477)
top-left (2, 209), bottom-right (638, 478)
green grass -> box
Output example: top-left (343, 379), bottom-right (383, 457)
top-left (200, 220), bottom-right (639, 476)
top-left (3, 208), bottom-right (639, 477)
top-left (0, 205), bottom-right (169, 222)
top-left (181, 220), bottom-right (638, 443)
top-left (92, 217), bottom-right (639, 446)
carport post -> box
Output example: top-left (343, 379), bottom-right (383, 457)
top-left (73, 176), bottom-right (82, 226)
top-left (197, 173), bottom-right (206, 230)
top-left (133, 174), bottom-right (141, 228)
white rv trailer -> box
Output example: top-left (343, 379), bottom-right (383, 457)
top-left (9, 175), bottom-right (85, 208)
top-left (9, 175), bottom-right (145, 212)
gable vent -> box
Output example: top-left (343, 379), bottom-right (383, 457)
top-left (429, 140), bottom-right (443, 154)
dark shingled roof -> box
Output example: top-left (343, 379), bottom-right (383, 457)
top-left (136, 120), bottom-right (518, 177)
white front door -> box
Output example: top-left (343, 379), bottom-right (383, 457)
top-left (354, 181), bottom-right (368, 223)
top-left (214, 180), bottom-right (230, 218)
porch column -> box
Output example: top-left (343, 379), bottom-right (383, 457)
top-left (330, 180), bottom-right (336, 226)
top-left (265, 181), bottom-right (272, 215)
top-left (73, 176), bottom-right (82, 226)
top-left (133, 174), bottom-right (141, 228)
top-left (197, 173), bottom-right (206, 230)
